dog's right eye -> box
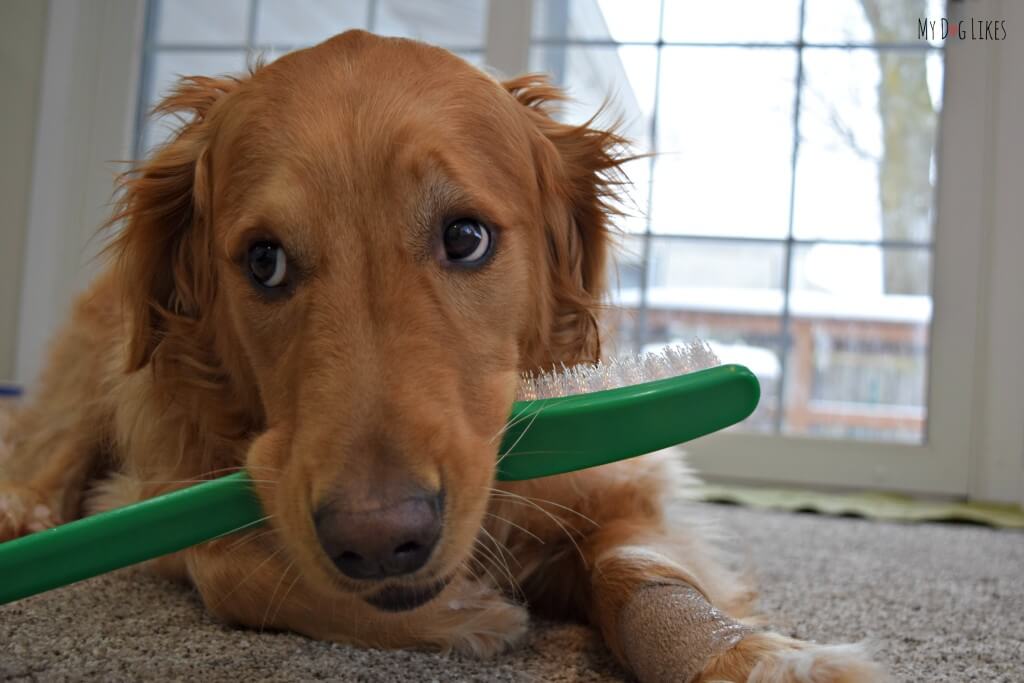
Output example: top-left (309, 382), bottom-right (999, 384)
top-left (248, 242), bottom-right (288, 288)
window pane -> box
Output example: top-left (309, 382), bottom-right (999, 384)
top-left (651, 47), bottom-right (796, 238)
top-left (793, 48), bottom-right (941, 242)
top-left (791, 242), bottom-right (932, 300)
top-left (532, 0), bottom-right (662, 43)
top-left (155, 0), bottom-right (251, 45)
top-left (638, 238), bottom-right (786, 314)
top-left (784, 245), bottom-right (931, 443)
top-left (803, 0), bottom-right (947, 46)
top-left (662, 1), bottom-right (801, 44)
top-left (256, 0), bottom-right (368, 47)
top-left (374, 0), bottom-right (488, 49)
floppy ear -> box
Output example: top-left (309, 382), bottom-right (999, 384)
top-left (107, 76), bottom-right (240, 373)
top-left (504, 75), bottom-right (631, 367)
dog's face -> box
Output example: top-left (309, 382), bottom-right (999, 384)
top-left (112, 31), bottom-right (624, 609)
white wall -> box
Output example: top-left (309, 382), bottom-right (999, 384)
top-left (0, 1), bottom-right (48, 381)
top-left (14, 0), bottom-right (145, 386)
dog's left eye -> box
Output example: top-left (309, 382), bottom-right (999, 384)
top-left (248, 242), bottom-right (288, 288)
top-left (442, 219), bottom-right (492, 265)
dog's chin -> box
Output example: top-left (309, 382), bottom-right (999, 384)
top-left (364, 575), bottom-right (453, 613)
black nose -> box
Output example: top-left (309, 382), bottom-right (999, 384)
top-left (315, 493), bottom-right (443, 580)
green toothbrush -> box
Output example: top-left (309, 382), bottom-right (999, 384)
top-left (0, 343), bottom-right (759, 604)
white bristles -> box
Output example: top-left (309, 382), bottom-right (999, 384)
top-left (515, 340), bottom-right (721, 401)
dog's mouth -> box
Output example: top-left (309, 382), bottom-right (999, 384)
top-left (364, 575), bottom-right (452, 612)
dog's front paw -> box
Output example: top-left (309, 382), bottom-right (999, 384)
top-left (423, 581), bottom-right (529, 658)
top-left (0, 483), bottom-right (59, 541)
top-left (701, 632), bottom-right (889, 683)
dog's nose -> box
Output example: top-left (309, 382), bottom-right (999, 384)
top-left (315, 493), bottom-right (443, 580)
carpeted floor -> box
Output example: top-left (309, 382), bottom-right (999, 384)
top-left (2, 504), bottom-right (1022, 682)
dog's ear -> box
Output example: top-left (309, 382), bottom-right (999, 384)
top-left (108, 76), bottom-right (241, 373)
top-left (504, 75), bottom-right (630, 367)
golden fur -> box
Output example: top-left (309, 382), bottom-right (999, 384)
top-left (0, 32), bottom-right (886, 682)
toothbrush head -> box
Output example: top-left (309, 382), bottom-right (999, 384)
top-left (497, 341), bottom-right (759, 481)
top-left (516, 340), bottom-right (721, 401)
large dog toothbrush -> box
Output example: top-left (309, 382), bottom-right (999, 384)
top-left (0, 342), bottom-right (759, 604)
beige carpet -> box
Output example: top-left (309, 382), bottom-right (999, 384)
top-left (2, 504), bottom-right (1023, 682)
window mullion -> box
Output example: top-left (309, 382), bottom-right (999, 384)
top-left (484, 0), bottom-right (532, 77)
top-left (633, 0), bottom-right (667, 354)
top-left (774, 0), bottom-right (808, 434)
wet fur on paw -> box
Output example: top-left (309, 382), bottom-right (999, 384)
top-left (422, 582), bottom-right (530, 658)
top-left (700, 632), bottom-right (889, 683)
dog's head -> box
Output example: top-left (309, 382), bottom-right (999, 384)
top-left (111, 31), bottom-right (627, 610)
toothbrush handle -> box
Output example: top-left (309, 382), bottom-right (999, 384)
top-left (0, 364), bottom-right (760, 604)
top-left (0, 472), bottom-right (261, 604)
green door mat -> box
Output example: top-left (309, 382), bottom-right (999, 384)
top-left (696, 484), bottom-right (1024, 529)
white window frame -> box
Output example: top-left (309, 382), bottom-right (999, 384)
top-left (485, 0), bottom-right (1023, 501)
top-left (16, 0), bottom-right (1023, 504)
top-left (691, 2), bottom-right (1022, 503)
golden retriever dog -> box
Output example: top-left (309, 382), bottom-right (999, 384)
top-left (0, 31), bottom-right (885, 682)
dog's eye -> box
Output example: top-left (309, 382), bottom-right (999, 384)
top-left (442, 219), bottom-right (492, 265)
top-left (248, 242), bottom-right (287, 288)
